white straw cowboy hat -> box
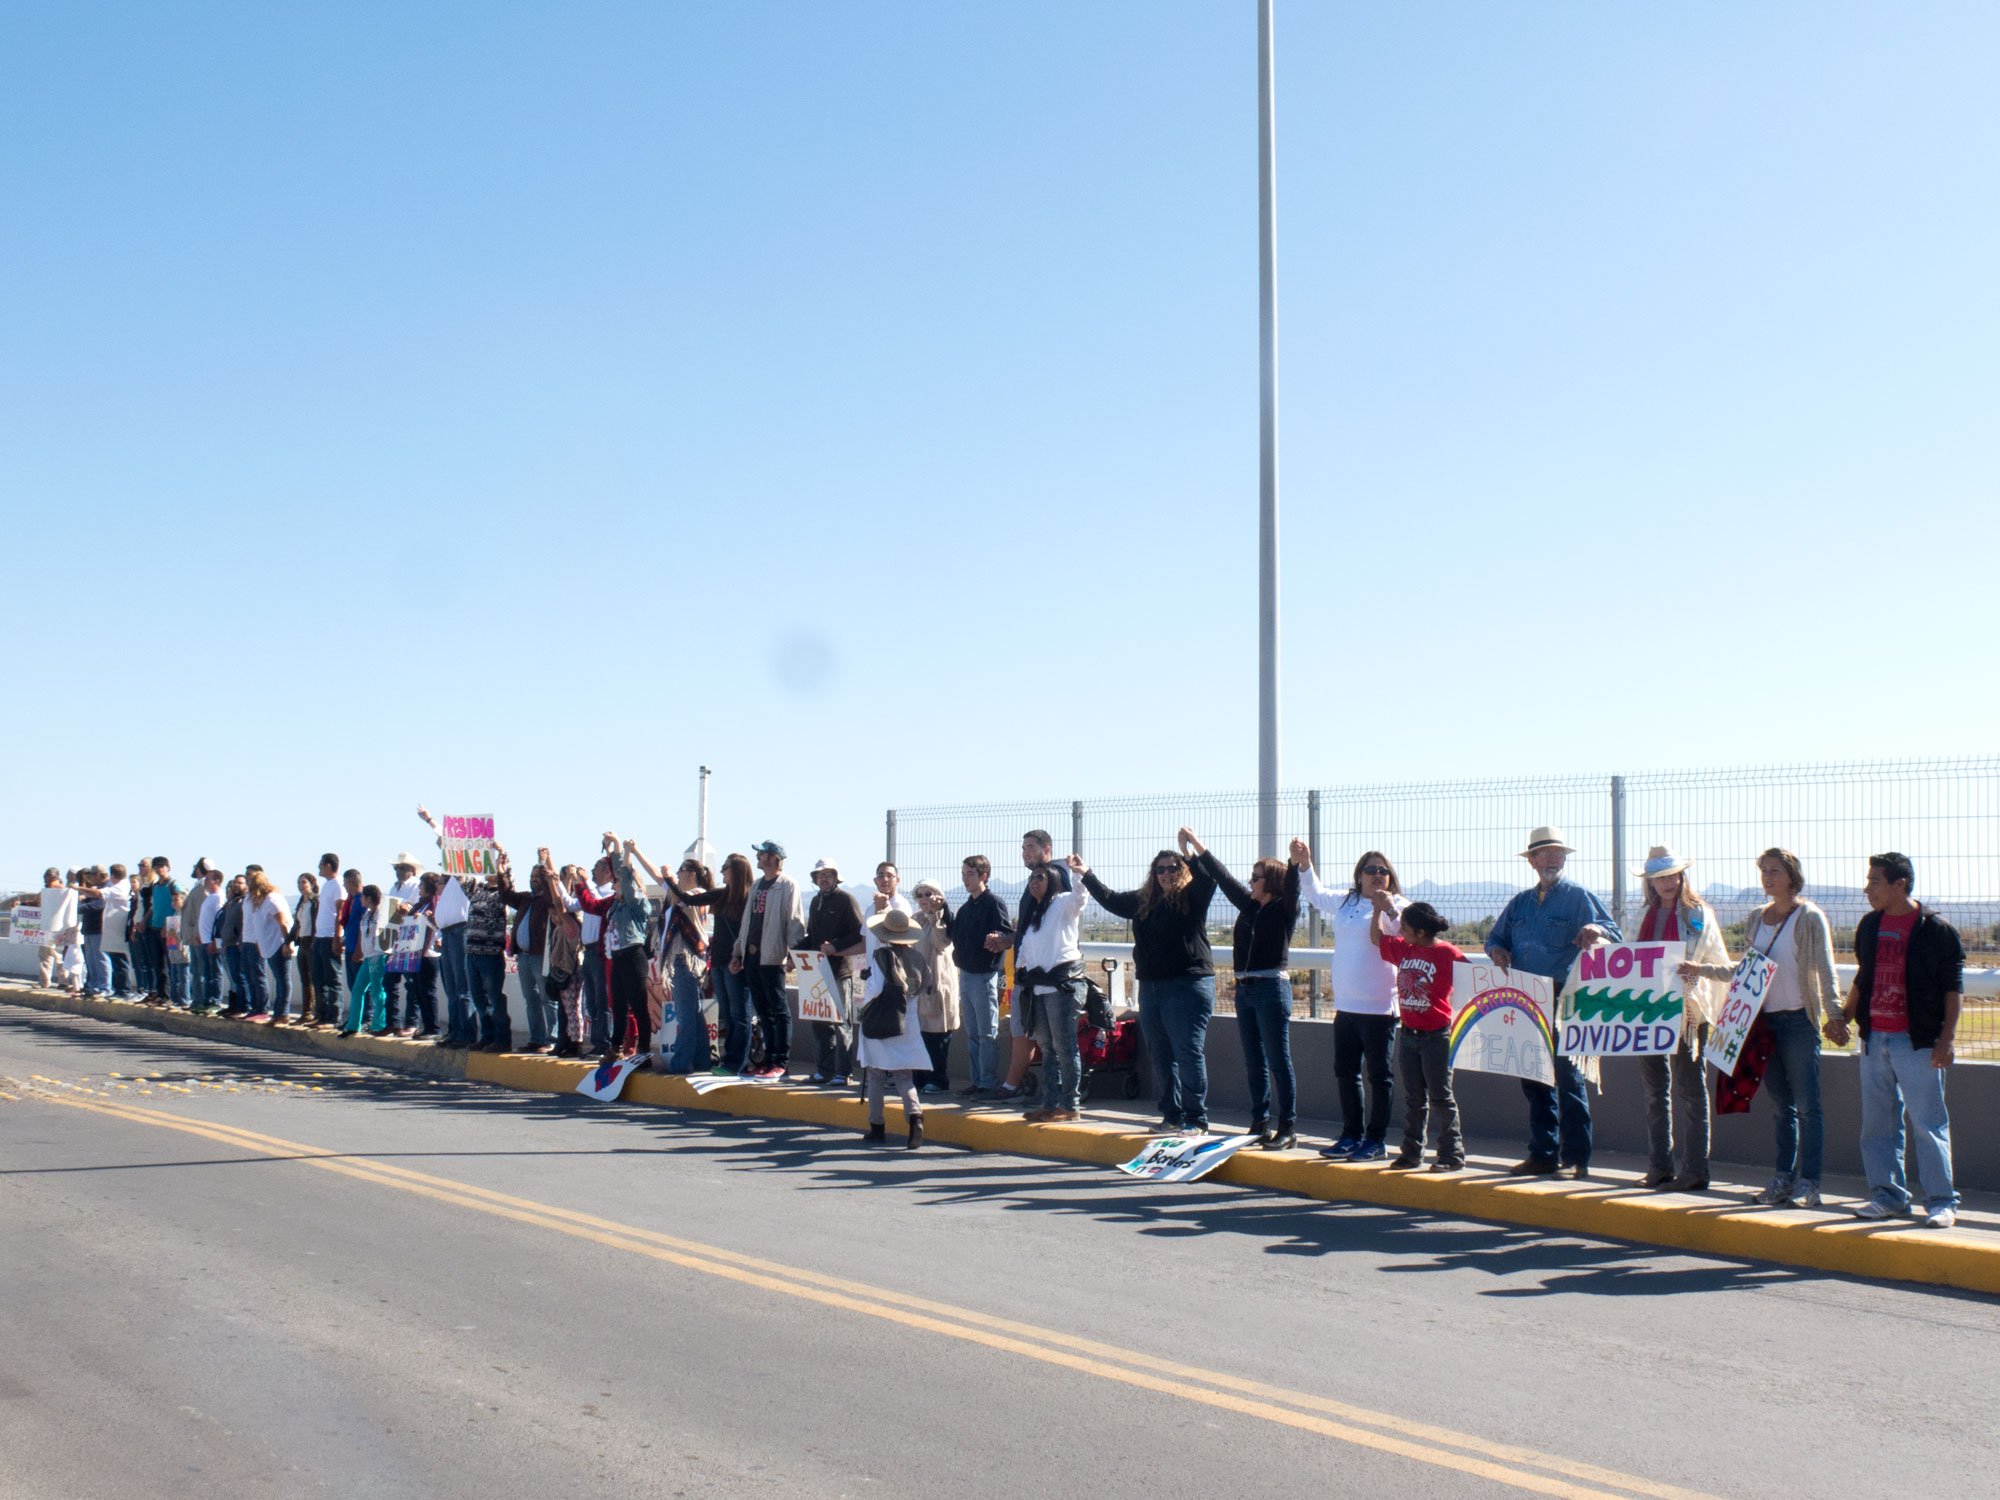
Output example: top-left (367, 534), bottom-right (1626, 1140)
top-left (1519, 826), bottom-right (1575, 858)
top-left (865, 907), bottom-right (921, 946)
top-left (392, 851), bottom-right (424, 871)
top-left (1635, 845), bottom-right (1693, 880)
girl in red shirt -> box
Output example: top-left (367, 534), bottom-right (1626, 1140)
top-left (1370, 898), bottom-right (1467, 1171)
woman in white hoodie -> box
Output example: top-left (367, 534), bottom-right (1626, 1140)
top-left (1296, 843), bottom-right (1408, 1162)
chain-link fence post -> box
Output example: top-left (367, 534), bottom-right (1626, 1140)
top-left (1071, 800), bottom-right (1084, 859)
top-left (885, 809), bottom-right (897, 869)
top-left (1306, 788), bottom-right (1322, 1018)
top-left (1609, 775), bottom-right (1627, 930)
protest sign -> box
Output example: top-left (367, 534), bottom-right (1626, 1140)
top-left (439, 814), bottom-right (499, 879)
top-left (1116, 1133), bottom-right (1258, 1184)
top-left (385, 917), bottom-right (430, 975)
top-left (9, 904), bottom-right (45, 945)
top-left (1558, 941), bottom-right (1685, 1057)
top-left (684, 1072), bottom-right (750, 1096)
top-left (789, 949), bottom-right (847, 1022)
top-left (1707, 950), bottom-right (1777, 1075)
top-left (575, 1054), bottom-right (650, 1101)
top-left (1448, 961), bottom-right (1557, 1085)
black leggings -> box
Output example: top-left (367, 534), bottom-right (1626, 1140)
top-left (610, 945), bottom-right (651, 1054)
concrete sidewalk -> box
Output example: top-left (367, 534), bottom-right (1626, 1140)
top-left (7, 978), bottom-right (1996, 1298)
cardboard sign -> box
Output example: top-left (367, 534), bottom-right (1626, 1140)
top-left (1117, 1134), bottom-right (1258, 1184)
top-left (439, 814), bottom-right (499, 879)
top-left (385, 917), bottom-right (431, 975)
top-left (789, 949), bottom-right (848, 1022)
top-left (1707, 950), bottom-right (1777, 1075)
top-left (9, 905), bottom-right (45, 945)
top-left (1558, 941), bottom-right (1686, 1057)
top-left (1449, 962), bottom-right (1557, 1085)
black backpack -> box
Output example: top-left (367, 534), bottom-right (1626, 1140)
top-left (1082, 976), bottom-right (1115, 1031)
top-left (860, 948), bottom-right (910, 1040)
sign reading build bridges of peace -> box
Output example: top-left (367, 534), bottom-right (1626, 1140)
top-left (1558, 941), bottom-right (1685, 1057)
top-left (1449, 961), bottom-right (1557, 1085)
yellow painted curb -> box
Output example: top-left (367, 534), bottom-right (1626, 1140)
top-left (10, 984), bottom-right (1997, 1296)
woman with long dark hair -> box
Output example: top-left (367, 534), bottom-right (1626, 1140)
top-left (1298, 843), bottom-right (1407, 1162)
top-left (630, 846), bottom-right (719, 1074)
top-left (1080, 833), bottom-right (1218, 1133)
top-left (1186, 831), bottom-right (1301, 1148)
top-left (710, 853), bottom-right (757, 1073)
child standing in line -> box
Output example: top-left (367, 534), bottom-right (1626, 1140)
top-left (1370, 898), bottom-right (1467, 1172)
top-left (343, 886), bottom-right (390, 1036)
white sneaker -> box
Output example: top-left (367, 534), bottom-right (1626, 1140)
top-left (1924, 1206), bottom-right (1958, 1230)
top-left (1788, 1180), bottom-right (1822, 1210)
top-left (1852, 1200), bottom-right (1896, 1221)
top-left (1755, 1176), bottom-right (1794, 1206)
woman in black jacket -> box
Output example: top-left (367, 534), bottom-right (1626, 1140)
top-left (1186, 830), bottom-right (1301, 1149)
top-left (1078, 829), bottom-right (1219, 1133)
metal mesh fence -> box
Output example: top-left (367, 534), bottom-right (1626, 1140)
top-left (889, 757), bottom-right (2000, 1046)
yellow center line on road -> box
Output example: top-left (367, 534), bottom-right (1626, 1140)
top-left (22, 1087), bottom-right (1723, 1500)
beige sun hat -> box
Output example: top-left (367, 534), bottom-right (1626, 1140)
top-left (1519, 826), bottom-right (1575, 858)
top-left (1635, 845), bottom-right (1693, 880)
top-left (392, 851), bottom-right (424, 872)
top-left (810, 857), bottom-right (841, 879)
top-left (865, 907), bottom-right (921, 946)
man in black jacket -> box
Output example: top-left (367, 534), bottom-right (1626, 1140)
top-left (1825, 852), bottom-right (1963, 1227)
top-left (805, 858), bottom-right (864, 1086)
top-left (950, 855), bottom-right (1015, 1095)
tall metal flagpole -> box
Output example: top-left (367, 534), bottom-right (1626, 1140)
top-left (1256, 0), bottom-right (1282, 858)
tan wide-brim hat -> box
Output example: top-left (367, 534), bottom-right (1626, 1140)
top-left (393, 852), bottom-right (424, 872)
top-left (865, 907), bottom-right (921, 946)
top-left (1520, 826), bottom-right (1575, 858)
top-left (1635, 845), bottom-right (1693, 880)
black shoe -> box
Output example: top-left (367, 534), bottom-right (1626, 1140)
top-left (1248, 1117), bottom-right (1272, 1143)
top-left (1156, 1117), bottom-right (1185, 1134)
top-left (1507, 1157), bottom-right (1560, 1177)
top-left (1261, 1124), bottom-right (1298, 1151)
top-left (1640, 1168), bottom-right (1675, 1189)
top-left (1388, 1152), bottom-right (1424, 1170)
top-left (867, 1123), bottom-right (887, 1145)
top-left (1568, 1164), bottom-right (1591, 1181)
top-left (1670, 1173), bottom-right (1709, 1192)
top-left (1430, 1159), bottom-right (1466, 1173)
top-left (907, 1118), bottom-right (925, 1150)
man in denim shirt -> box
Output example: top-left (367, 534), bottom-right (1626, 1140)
top-left (1486, 826), bottom-right (1620, 1178)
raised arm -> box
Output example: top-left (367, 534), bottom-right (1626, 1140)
top-left (1195, 849), bottom-right (1254, 912)
top-left (1078, 866), bottom-right (1141, 920)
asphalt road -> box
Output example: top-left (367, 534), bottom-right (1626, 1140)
top-left (2, 1003), bottom-right (1993, 1500)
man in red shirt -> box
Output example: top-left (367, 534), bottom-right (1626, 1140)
top-left (1825, 852), bottom-right (1964, 1228)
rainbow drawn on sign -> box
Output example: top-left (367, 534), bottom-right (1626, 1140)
top-left (1446, 986), bottom-right (1556, 1066)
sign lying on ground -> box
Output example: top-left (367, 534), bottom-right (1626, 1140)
top-left (789, 949), bottom-right (848, 1022)
top-left (439, 814), bottom-right (500, 879)
top-left (1116, 1134), bottom-right (1258, 1184)
top-left (575, 1054), bottom-right (650, 1101)
top-left (1558, 941), bottom-right (1685, 1057)
top-left (9, 905), bottom-right (45, 945)
top-left (1707, 950), bottom-right (1777, 1075)
top-left (1449, 962), bottom-right (1557, 1085)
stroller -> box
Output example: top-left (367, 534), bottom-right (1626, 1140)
top-left (1017, 964), bottom-right (1144, 1101)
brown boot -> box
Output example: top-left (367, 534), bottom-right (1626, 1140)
top-left (906, 1116), bottom-right (925, 1150)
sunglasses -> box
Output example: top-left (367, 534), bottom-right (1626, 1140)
top-left (1152, 864), bottom-right (1182, 876)
top-left (1360, 865), bottom-right (1391, 877)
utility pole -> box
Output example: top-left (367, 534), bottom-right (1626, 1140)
top-left (1256, 0), bottom-right (1282, 859)
top-left (684, 765), bottom-right (715, 868)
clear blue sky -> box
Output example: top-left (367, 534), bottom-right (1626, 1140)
top-left (4, 2), bottom-right (1996, 892)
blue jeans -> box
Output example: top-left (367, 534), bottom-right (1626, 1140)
top-left (1523, 1054), bottom-right (1593, 1168)
top-left (1032, 980), bottom-right (1085, 1111)
top-left (238, 944), bottom-right (268, 1013)
top-left (166, 957), bottom-right (188, 1006)
top-left (191, 946), bottom-right (220, 1008)
top-left (1333, 1012), bottom-right (1397, 1142)
top-left (109, 951), bottom-right (134, 998)
top-left (1234, 975), bottom-right (1295, 1125)
top-left (468, 951), bottom-right (509, 1047)
top-left (134, 931), bottom-right (159, 995)
top-left (83, 934), bottom-right (109, 995)
top-left (1858, 1031), bottom-right (1956, 1213)
top-left (400, 958), bottom-right (438, 1034)
top-left (959, 968), bottom-right (1002, 1090)
top-left (1138, 975), bottom-right (1215, 1129)
top-left (715, 960), bottom-right (754, 1072)
top-left (346, 956), bottom-right (388, 1032)
top-left (265, 950), bottom-right (291, 1019)
top-left (1762, 1009), bottom-right (1824, 1184)
top-left (221, 944), bottom-right (245, 1009)
top-left (312, 937), bottom-right (345, 1024)
top-left (438, 923), bottom-right (473, 1043)
top-left (580, 943), bottom-right (609, 1052)
top-left (517, 950), bottom-right (551, 1047)
top-left (666, 957), bottom-right (711, 1072)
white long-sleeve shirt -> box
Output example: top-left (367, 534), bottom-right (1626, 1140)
top-left (1299, 865), bottom-right (1406, 1016)
top-left (1014, 883), bottom-right (1090, 977)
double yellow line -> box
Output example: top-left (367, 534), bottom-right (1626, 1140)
top-left (29, 1085), bottom-right (1717, 1500)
